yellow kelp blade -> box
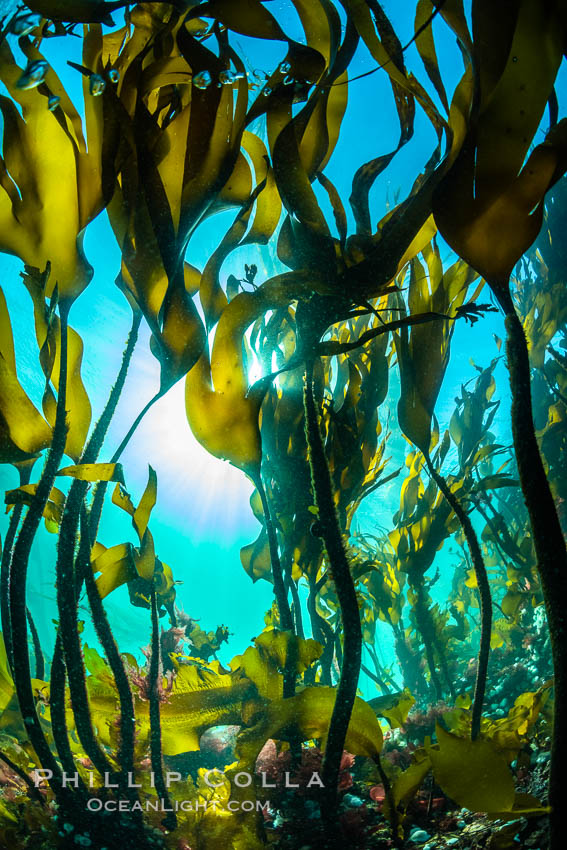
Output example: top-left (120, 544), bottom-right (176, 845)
top-left (91, 542), bottom-right (137, 599)
top-left (5, 484), bottom-right (65, 528)
top-left (254, 629), bottom-right (323, 677)
top-left (57, 462), bottom-right (125, 483)
top-left (0, 286), bottom-right (51, 462)
top-left (395, 243), bottom-right (478, 452)
top-left (157, 667), bottom-right (257, 757)
top-left (240, 529), bottom-right (272, 583)
top-left (236, 686), bottom-right (384, 769)
top-left (132, 465), bottom-right (157, 541)
top-left (382, 749), bottom-right (432, 826)
top-left (433, 0), bottom-right (567, 286)
top-left (80, 645), bottom-right (258, 755)
top-left (0, 635), bottom-right (15, 715)
top-left (99, 12), bottom-right (255, 388)
top-left (108, 469), bottom-right (160, 584)
top-left (0, 39), bottom-right (102, 301)
top-left (369, 688), bottom-right (415, 729)
top-left (186, 274), bottom-right (307, 474)
top-left (20, 267), bottom-right (92, 461)
top-left (231, 629), bottom-right (323, 702)
top-left (111, 481), bottom-right (135, 516)
top-left (110, 467), bottom-right (157, 546)
top-left (177, 769), bottom-right (265, 850)
top-left (0, 355), bottom-right (52, 463)
top-left (425, 723), bottom-right (516, 812)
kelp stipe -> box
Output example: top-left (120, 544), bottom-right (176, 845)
top-left (424, 456), bottom-right (491, 740)
top-left (495, 285), bottom-right (567, 850)
top-left (303, 359), bottom-right (362, 825)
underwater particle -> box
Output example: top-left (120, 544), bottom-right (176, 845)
top-left (219, 69), bottom-right (236, 85)
top-left (10, 12), bottom-right (41, 36)
top-left (193, 70), bottom-right (212, 90)
top-left (279, 60), bottom-right (292, 74)
top-left (16, 59), bottom-right (48, 90)
top-left (218, 22), bottom-right (227, 31)
top-left (283, 74), bottom-right (294, 86)
top-left (47, 94), bottom-right (61, 111)
top-left (89, 74), bottom-right (106, 96)
top-left (262, 86), bottom-right (273, 97)
top-left (108, 69), bottom-right (120, 84)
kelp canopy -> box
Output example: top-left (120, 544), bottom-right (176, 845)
top-left (0, 1), bottom-right (566, 849)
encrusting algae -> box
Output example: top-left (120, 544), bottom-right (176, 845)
top-left (0, 1), bottom-right (565, 849)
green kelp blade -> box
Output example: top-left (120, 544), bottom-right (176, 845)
top-left (0, 285), bottom-right (52, 462)
top-left (240, 528), bottom-right (272, 583)
top-left (231, 629), bottom-right (323, 701)
top-left (368, 688), bottom-right (415, 728)
top-left (425, 723), bottom-right (516, 813)
top-left (433, 0), bottom-right (566, 285)
top-left (57, 462), bottom-right (125, 483)
top-left (5, 483), bottom-right (65, 528)
top-left (382, 749), bottom-right (432, 825)
top-left (91, 542), bottom-right (137, 599)
top-left (236, 686), bottom-right (384, 770)
top-left (20, 268), bottom-right (92, 460)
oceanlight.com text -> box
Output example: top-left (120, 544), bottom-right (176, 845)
top-left (85, 798), bottom-right (270, 814)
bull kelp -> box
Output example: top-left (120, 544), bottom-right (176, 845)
top-left (0, 1), bottom-right (565, 848)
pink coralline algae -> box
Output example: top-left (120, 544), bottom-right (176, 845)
top-left (255, 742), bottom-right (355, 794)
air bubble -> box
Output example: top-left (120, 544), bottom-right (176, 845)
top-left (193, 70), bottom-right (212, 90)
top-left (219, 70), bottom-right (236, 85)
top-left (10, 13), bottom-right (41, 37)
top-left (89, 74), bottom-right (106, 96)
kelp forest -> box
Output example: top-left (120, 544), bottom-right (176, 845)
top-left (0, 1), bottom-right (566, 849)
